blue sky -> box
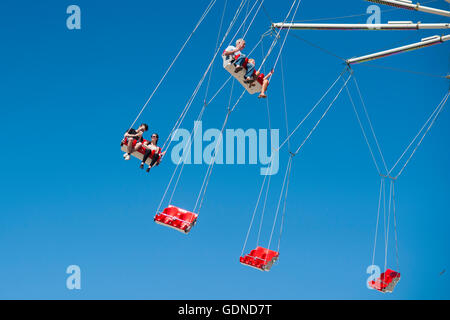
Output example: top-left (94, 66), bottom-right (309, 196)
top-left (0, 0), bottom-right (449, 299)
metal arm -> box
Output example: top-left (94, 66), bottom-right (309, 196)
top-left (347, 34), bottom-right (450, 65)
top-left (272, 22), bottom-right (450, 30)
top-left (366, 0), bottom-right (450, 18)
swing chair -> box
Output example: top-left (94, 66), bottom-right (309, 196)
top-left (154, 205), bottom-right (199, 234)
top-left (240, 247), bottom-right (280, 271)
top-left (120, 138), bottom-right (162, 167)
top-left (222, 55), bottom-right (263, 95)
top-left (369, 269), bottom-right (401, 293)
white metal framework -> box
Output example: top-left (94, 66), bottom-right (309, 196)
top-left (347, 34), bottom-right (450, 65)
top-left (366, 0), bottom-right (450, 17)
top-left (272, 22), bottom-right (450, 30)
top-left (273, 0), bottom-right (450, 66)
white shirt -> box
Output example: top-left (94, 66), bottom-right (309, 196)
top-left (222, 45), bottom-right (241, 67)
top-left (146, 144), bottom-right (159, 152)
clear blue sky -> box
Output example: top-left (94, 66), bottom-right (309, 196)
top-left (0, 0), bottom-right (449, 299)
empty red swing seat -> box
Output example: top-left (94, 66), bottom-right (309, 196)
top-left (368, 269), bottom-right (401, 293)
top-left (154, 205), bottom-right (198, 234)
top-left (240, 247), bottom-right (279, 272)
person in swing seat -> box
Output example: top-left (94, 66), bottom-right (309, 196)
top-left (248, 58), bottom-right (274, 99)
top-left (140, 133), bottom-right (165, 173)
top-left (222, 39), bottom-right (256, 83)
top-left (122, 123), bottom-right (149, 160)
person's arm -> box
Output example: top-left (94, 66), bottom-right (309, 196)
top-left (223, 45), bottom-right (243, 56)
top-left (223, 48), bottom-right (239, 56)
top-left (128, 131), bottom-right (143, 139)
top-left (264, 69), bottom-right (274, 80)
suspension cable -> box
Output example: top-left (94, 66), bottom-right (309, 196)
top-left (258, 0), bottom-right (300, 72)
top-left (345, 79), bottom-right (383, 175)
top-left (353, 74), bottom-right (389, 174)
top-left (241, 169), bottom-right (270, 256)
top-left (161, 34), bottom-right (270, 214)
top-left (293, 72), bottom-right (353, 155)
top-left (243, 68), bottom-right (353, 255)
top-left (128, 0), bottom-right (218, 130)
top-left (392, 180), bottom-right (400, 271)
top-left (277, 155), bottom-right (294, 253)
top-left (389, 90), bottom-right (450, 178)
top-left (268, 155), bottom-right (293, 251)
top-left (288, 33), bottom-right (347, 62)
top-left (256, 88), bottom-right (273, 247)
top-left (160, 0), bottom-right (250, 153)
top-left (385, 179), bottom-right (394, 272)
top-left (372, 178), bottom-right (384, 267)
top-left (276, 67), bottom-right (347, 153)
top-left (203, 0), bottom-right (229, 105)
top-left (156, 0), bottom-right (249, 215)
top-left (271, 0), bottom-right (303, 71)
top-left (280, 54), bottom-right (291, 152)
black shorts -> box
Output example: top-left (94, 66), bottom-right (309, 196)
top-left (126, 129), bottom-right (143, 142)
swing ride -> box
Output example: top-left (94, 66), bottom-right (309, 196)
top-left (154, 205), bottom-right (198, 234)
top-left (120, 0), bottom-right (450, 294)
top-left (223, 58), bottom-right (263, 95)
top-left (120, 138), bottom-right (162, 167)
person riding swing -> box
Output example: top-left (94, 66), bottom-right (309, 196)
top-left (122, 123), bottom-right (149, 160)
top-left (247, 58), bottom-right (274, 99)
top-left (139, 133), bottom-right (165, 173)
top-left (222, 38), bottom-right (257, 83)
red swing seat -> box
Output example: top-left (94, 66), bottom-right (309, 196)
top-left (368, 269), bottom-right (401, 293)
top-left (120, 138), bottom-right (162, 166)
top-left (154, 205), bottom-right (198, 234)
top-left (240, 246), bottom-right (279, 271)
top-left (222, 55), bottom-right (262, 95)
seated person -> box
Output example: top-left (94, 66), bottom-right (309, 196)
top-left (139, 133), bottom-right (165, 172)
top-left (123, 123), bottom-right (149, 160)
top-left (222, 38), bottom-right (256, 83)
top-left (248, 59), bottom-right (274, 99)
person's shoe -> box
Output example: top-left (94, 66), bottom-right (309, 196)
top-left (234, 65), bottom-right (243, 73)
top-left (146, 167), bottom-right (151, 173)
top-left (140, 163), bottom-right (144, 169)
top-left (125, 154), bottom-right (131, 160)
top-left (258, 93), bottom-right (267, 99)
top-left (123, 153), bottom-right (128, 158)
top-left (244, 76), bottom-right (255, 84)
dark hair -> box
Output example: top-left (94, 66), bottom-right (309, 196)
top-left (151, 133), bottom-right (159, 144)
top-left (141, 123), bottom-right (149, 131)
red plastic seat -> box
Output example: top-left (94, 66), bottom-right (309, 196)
top-left (120, 138), bottom-right (162, 166)
top-left (368, 268), bottom-right (401, 293)
top-left (154, 205), bottom-right (198, 234)
top-left (240, 246), bottom-right (279, 272)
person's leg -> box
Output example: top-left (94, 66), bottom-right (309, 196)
top-left (127, 138), bottom-right (135, 154)
top-left (244, 63), bottom-right (255, 80)
top-left (142, 149), bottom-right (152, 163)
top-left (234, 54), bottom-right (247, 67)
top-left (259, 80), bottom-right (269, 98)
top-left (135, 142), bottom-right (142, 153)
top-left (150, 153), bottom-right (159, 167)
top-left (147, 153), bottom-right (160, 172)
top-left (124, 138), bottom-right (136, 160)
